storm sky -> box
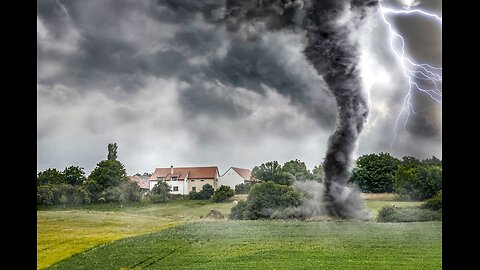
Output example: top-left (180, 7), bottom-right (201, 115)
top-left (37, 0), bottom-right (442, 175)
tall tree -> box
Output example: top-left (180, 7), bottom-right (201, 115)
top-left (107, 143), bottom-right (118, 160)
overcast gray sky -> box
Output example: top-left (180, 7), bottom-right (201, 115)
top-left (37, 0), bottom-right (442, 175)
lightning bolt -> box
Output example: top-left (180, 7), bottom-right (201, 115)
top-left (378, 4), bottom-right (442, 151)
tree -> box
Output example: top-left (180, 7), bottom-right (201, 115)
top-left (148, 181), bottom-right (171, 203)
top-left (37, 185), bottom-right (53, 205)
top-left (63, 166), bottom-right (86, 186)
top-left (394, 163), bottom-right (442, 200)
top-left (88, 160), bottom-right (127, 190)
top-left (59, 195), bottom-right (68, 208)
top-left (120, 181), bottom-right (141, 202)
top-left (72, 186), bottom-right (91, 205)
top-left (251, 161), bottom-right (294, 185)
top-left (401, 156), bottom-right (421, 167)
top-left (282, 159), bottom-right (313, 181)
top-left (107, 143), bottom-right (118, 160)
top-left (252, 161), bottom-right (282, 181)
top-left (211, 185), bottom-right (234, 202)
top-left (101, 186), bottom-right (121, 203)
top-left (422, 156), bottom-right (442, 166)
top-left (37, 168), bottom-right (65, 186)
top-left (312, 164), bottom-right (324, 182)
top-left (349, 153), bottom-right (401, 193)
top-left (235, 183), bottom-right (251, 194)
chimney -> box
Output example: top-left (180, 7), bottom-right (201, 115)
top-left (170, 165), bottom-right (173, 174)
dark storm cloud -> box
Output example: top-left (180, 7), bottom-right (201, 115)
top-left (37, 0), bottom-right (337, 127)
top-left (179, 81), bottom-right (252, 119)
top-left (37, 0), bottom-right (442, 175)
top-left (172, 28), bottom-right (224, 56)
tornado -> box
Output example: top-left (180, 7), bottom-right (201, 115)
top-left (225, 0), bottom-right (378, 218)
top-left (302, 0), bottom-right (378, 218)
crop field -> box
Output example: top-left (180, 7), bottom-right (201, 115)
top-left (38, 197), bottom-right (435, 270)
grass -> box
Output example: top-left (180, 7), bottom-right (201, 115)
top-left (37, 200), bottom-right (234, 269)
top-left (364, 200), bottom-right (422, 216)
top-left (362, 192), bottom-right (399, 201)
top-left (37, 194), bottom-right (430, 269)
top-left (47, 220), bottom-right (442, 270)
top-left (377, 206), bottom-right (442, 222)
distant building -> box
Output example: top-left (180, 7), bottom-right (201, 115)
top-left (148, 166), bottom-right (219, 195)
top-left (127, 175), bottom-right (150, 194)
top-left (218, 167), bottom-right (253, 189)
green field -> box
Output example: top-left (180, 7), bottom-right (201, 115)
top-left (47, 220), bottom-right (441, 270)
top-left (38, 197), bottom-right (435, 270)
top-left (37, 200), bottom-right (234, 269)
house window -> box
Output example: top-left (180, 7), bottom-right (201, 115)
top-left (201, 179), bottom-right (204, 181)
top-left (171, 177), bottom-right (178, 181)
top-left (173, 186), bottom-right (179, 191)
top-left (191, 180), bottom-right (195, 182)
top-left (192, 187), bottom-right (196, 192)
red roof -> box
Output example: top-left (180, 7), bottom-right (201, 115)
top-left (149, 167), bottom-right (218, 181)
top-left (232, 167), bottom-right (252, 180)
top-left (128, 176), bottom-right (149, 189)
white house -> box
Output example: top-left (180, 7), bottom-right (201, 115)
top-left (218, 167), bottom-right (252, 189)
top-left (148, 166), bottom-right (219, 195)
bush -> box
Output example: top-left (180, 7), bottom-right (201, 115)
top-left (189, 184), bottom-right (214, 200)
top-left (235, 183), bottom-right (251, 194)
top-left (169, 194), bottom-right (187, 200)
top-left (148, 181), bottom-right (171, 203)
top-left (211, 185), bottom-right (234, 202)
top-left (206, 210), bottom-right (225, 219)
top-left (230, 182), bottom-right (303, 220)
top-left (230, 200), bottom-right (248, 219)
top-left (422, 190), bottom-right (442, 210)
top-left (377, 206), bottom-right (442, 222)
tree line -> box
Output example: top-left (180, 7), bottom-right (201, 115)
top-left (38, 145), bottom-right (441, 208)
top-left (231, 154), bottom-right (441, 220)
top-left (243, 154), bottom-right (441, 200)
top-left (37, 143), bottom-right (236, 206)
top-left (37, 143), bottom-right (141, 206)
